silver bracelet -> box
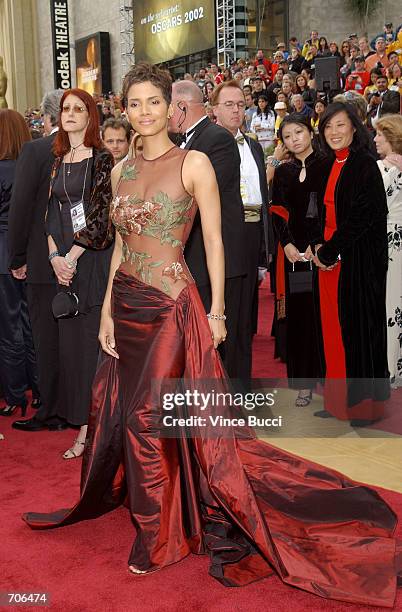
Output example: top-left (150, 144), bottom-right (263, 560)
top-left (207, 313), bottom-right (226, 321)
top-left (64, 252), bottom-right (77, 270)
top-left (48, 251), bottom-right (60, 262)
top-left (268, 158), bottom-right (281, 168)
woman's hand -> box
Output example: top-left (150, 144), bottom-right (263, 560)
top-left (312, 245), bottom-right (337, 270)
top-left (99, 311), bottom-right (119, 359)
top-left (11, 265), bottom-right (27, 280)
top-left (273, 142), bottom-right (288, 161)
top-left (208, 318), bottom-right (227, 349)
top-left (385, 153), bottom-right (402, 172)
top-left (304, 245), bottom-right (313, 260)
top-left (284, 243), bottom-right (302, 263)
top-left (51, 256), bottom-right (74, 286)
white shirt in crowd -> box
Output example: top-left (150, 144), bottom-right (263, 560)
top-left (250, 111), bottom-right (275, 147)
top-left (236, 129), bottom-right (263, 207)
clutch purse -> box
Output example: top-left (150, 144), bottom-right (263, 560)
top-left (51, 290), bottom-right (79, 319)
top-left (288, 261), bottom-right (313, 294)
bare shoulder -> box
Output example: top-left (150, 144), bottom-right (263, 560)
top-left (183, 149), bottom-right (212, 171)
top-left (182, 150), bottom-right (215, 195)
top-left (111, 158), bottom-right (125, 191)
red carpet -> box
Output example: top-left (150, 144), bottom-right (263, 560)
top-left (1, 285), bottom-right (401, 611)
top-left (252, 276), bottom-right (286, 379)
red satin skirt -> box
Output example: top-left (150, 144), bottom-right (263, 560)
top-left (23, 271), bottom-right (401, 606)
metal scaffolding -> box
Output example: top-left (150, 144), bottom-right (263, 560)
top-left (120, 0), bottom-right (135, 76)
top-left (216, 0), bottom-right (237, 67)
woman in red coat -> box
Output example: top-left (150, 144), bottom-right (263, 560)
top-left (312, 102), bottom-right (389, 426)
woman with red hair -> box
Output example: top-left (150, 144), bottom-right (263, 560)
top-left (46, 88), bottom-right (114, 459)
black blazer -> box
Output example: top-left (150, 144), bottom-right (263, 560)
top-left (8, 133), bottom-right (56, 283)
top-left (184, 117), bottom-right (246, 286)
top-left (243, 134), bottom-right (274, 264)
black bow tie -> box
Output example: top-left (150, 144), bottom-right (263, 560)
top-left (170, 127), bottom-right (196, 147)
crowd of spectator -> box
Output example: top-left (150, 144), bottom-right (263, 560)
top-left (23, 22), bottom-right (402, 159)
top-left (2, 20), bottom-right (401, 441)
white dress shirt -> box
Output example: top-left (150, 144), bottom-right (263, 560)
top-left (236, 130), bottom-right (263, 219)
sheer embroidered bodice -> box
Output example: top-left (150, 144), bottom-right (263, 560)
top-left (111, 146), bottom-right (197, 299)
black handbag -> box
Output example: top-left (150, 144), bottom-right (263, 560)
top-left (288, 260), bottom-right (313, 294)
top-left (51, 290), bottom-right (79, 319)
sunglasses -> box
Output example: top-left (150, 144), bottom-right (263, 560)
top-left (62, 104), bottom-right (87, 114)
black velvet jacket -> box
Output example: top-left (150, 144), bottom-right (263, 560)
top-left (46, 147), bottom-right (114, 312)
top-left (47, 147), bottom-right (115, 252)
top-left (316, 150), bottom-right (390, 403)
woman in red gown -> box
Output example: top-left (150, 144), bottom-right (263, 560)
top-left (23, 65), bottom-right (401, 606)
top-left (313, 103), bottom-right (390, 425)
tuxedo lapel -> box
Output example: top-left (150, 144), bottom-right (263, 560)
top-left (184, 117), bottom-right (210, 149)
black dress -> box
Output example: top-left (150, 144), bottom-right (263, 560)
top-left (50, 158), bottom-right (112, 426)
top-left (271, 152), bottom-right (330, 387)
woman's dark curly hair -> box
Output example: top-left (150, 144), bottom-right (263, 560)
top-left (122, 62), bottom-right (172, 108)
top-left (318, 102), bottom-right (370, 154)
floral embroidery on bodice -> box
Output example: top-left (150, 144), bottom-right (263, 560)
top-left (110, 146), bottom-right (197, 298)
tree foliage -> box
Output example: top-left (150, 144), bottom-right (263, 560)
top-left (345, 0), bottom-right (381, 33)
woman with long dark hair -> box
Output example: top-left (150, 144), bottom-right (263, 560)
top-left (202, 80), bottom-right (214, 103)
top-left (295, 74), bottom-right (316, 109)
top-left (311, 97), bottom-right (327, 134)
top-left (23, 64), bottom-right (401, 608)
top-left (0, 110), bottom-right (40, 418)
top-left (317, 36), bottom-right (330, 56)
top-left (340, 39), bottom-right (351, 65)
top-left (46, 88), bottom-right (114, 457)
top-left (270, 114), bottom-right (329, 405)
top-left (250, 93), bottom-right (275, 153)
top-left (313, 102), bottom-right (389, 425)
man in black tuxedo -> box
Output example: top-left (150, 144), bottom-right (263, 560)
top-left (213, 80), bottom-right (273, 383)
top-left (169, 80), bottom-right (246, 379)
top-left (8, 89), bottom-right (67, 431)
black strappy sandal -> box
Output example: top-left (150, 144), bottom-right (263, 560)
top-left (295, 390), bottom-right (312, 407)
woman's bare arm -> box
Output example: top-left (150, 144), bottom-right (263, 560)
top-left (98, 163), bottom-right (123, 358)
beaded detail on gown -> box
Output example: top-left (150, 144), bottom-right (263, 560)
top-left (23, 146), bottom-right (401, 607)
top-left (110, 146), bottom-right (197, 299)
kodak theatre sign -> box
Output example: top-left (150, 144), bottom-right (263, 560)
top-left (50, 0), bottom-right (72, 89)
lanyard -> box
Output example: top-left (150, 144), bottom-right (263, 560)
top-left (62, 155), bottom-right (91, 208)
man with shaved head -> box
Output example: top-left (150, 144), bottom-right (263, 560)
top-left (169, 80), bottom-right (247, 381)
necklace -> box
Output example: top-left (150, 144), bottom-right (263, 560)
top-left (66, 142), bottom-right (85, 176)
top-left (335, 156), bottom-right (348, 163)
top-left (63, 154), bottom-right (91, 208)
